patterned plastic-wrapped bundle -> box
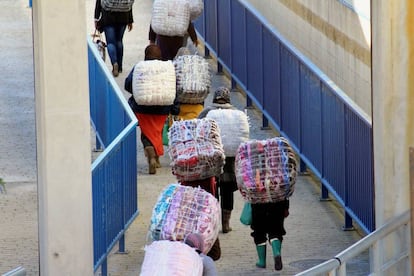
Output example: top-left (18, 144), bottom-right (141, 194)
top-left (132, 60), bottom-right (176, 106)
top-left (189, 0), bottom-right (203, 20)
top-left (174, 55), bottom-right (211, 104)
top-left (206, 109), bottom-right (250, 157)
top-left (149, 184), bottom-right (220, 254)
top-left (235, 137), bottom-right (297, 203)
top-left (151, 0), bottom-right (190, 36)
top-left (140, 240), bottom-right (203, 276)
top-left (168, 118), bottom-right (225, 181)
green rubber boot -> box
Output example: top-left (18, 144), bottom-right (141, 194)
top-left (255, 243), bottom-right (266, 268)
top-left (270, 238), bottom-right (282, 271)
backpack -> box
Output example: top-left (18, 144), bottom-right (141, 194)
top-left (101, 0), bottom-right (134, 12)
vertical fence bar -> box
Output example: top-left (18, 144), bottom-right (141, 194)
top-left (320, 185), bottom-right (330, 201)
top-left (261, 114), bottom-right (270, 129)
top-left (343, 212), bottom-right (355, 231)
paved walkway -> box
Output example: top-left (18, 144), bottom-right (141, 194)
top-left (0, 0), bottom-right (366, 275)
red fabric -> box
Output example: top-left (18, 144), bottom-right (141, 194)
top-left (136, 113), bottom-right (168, 156)
top-left (181, 177), bottom-right (217, 197)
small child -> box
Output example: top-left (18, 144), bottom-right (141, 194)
top-left (184, 233), bottom-right (218, 276)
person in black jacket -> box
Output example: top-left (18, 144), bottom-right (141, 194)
top-left (94, 0), bottom-right (134, 77)
top-left (198, 87), bottom-right (238, 234)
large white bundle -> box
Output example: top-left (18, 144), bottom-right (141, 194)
top-left (168, 118), bottom-right (225, 181)
top-left (149, 184), bottom-right (220, 254)
top-left (174, 55), bottom-right (211, 104)
top-left (140, 240), bottom-right (203, 276)
top-left (132, 60), bottom-right (176, 106)
top-left (235, 137), bottom-right (297, 203)
top-left (189, 0), bottom-right (203, 20)
top-left (151, 0), bottom-right (190, 36)
top-left (206, 109), bottom-right (250, 157)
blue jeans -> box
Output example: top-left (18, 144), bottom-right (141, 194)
top-left (103, 24), bottom-right (127, 70)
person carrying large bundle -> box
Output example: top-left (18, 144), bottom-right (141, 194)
top-left (235, 137), bottom-right (297, 271)
top-left (149, 0), bottom-right (199, 60)
top-left (167, 117), bottom-right (226, 261)
top-left (198, 87), bottom-right (250, 234)
top-left (148, 184), bottom-right (220, 255)
top-left (125, 45), bottom-right (179, 174)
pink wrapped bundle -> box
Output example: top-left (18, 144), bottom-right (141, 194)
top-left (168, 118), bottom-right (225, 181)
top-left (235, 137), bottom-right (297, 203)
top-left (149, 184), bottom-right (220, 254)
top-left (140, 240), bottom-right (203, 276)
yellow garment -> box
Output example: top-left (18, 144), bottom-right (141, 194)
top-left (178, 103), bottom-right (204, 120)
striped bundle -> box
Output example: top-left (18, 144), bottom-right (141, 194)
top-left (151, 0), bottom-right (190, 36)
top-left (148, 184), bottom-right (220, 254)
top-left (168, 118), bottom-right (225, 181)
top-left (206, 109), bottom-right (250, 157)
top-left (174, 55), bottom-right (211, 104)
top-left (132, 60), bottom-right (176, 106)
top-left (235, 137), bottom-right (297, 203)
top-left (140, 240), bottom-right (203, 276)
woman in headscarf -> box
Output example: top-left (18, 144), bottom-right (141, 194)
top-left (124, 45), bottom-right (179, 174)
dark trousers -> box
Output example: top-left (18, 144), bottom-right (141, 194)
top-left (250, 201), bottom-right (288, 245)
top-left (141, 133), bottom-right (153, 148)
top-left (216, 182), bottom-right (236, 211)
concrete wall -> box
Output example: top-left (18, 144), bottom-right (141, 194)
top-left (246, 0), bottom-right (371, 116)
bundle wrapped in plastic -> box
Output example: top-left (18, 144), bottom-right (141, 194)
top-left (140, 240), bottom-right (203, 276)
top-left (151, 0), bottom-right (190, 36)
top-left (168, 118), bottom-right (225, 181)
top-left (173, 55), bottom-right (211, 104)
top-left (189, 0), bottom-right (203, 20)
top-left (206, 109), bottom-right (250, 157)
top-left (149, 184), bottom-right (220, 254)
top-left (132, 60), bottom-right (176, 106)
top-left (235, 137), bottom-right (297, 204)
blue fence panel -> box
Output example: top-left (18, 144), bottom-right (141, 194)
top-left (280, 46), bottom-right (301, 147)
top-left (205, 0), bottom-right (218, 54)
top-left (217, 0), bottom-right (232, 67)
top-left (92, 164), bottom-right (106, 266)
top-left (105, 148), bottom-right (124, 245)
top-left (88, 38), bottom-right (138, 273)
top-left (345, 109), bottom-right (374, 232)
top-left (300, 65), bottom-right (323, 172)
top-left (262, 28), bottom-right (281, 127)
top-left (321, 85), bottom-right (346, 201)
top-left (123, 133), bottom-right (138, 221)
top-left (197, 0), bottom-right (374, 233)
top-left (230, 0), bottom-right (247, 87)
top-left (246, 11), bottom-right (263, 107)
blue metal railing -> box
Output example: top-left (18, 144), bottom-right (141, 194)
top-left (194, 0), bottom-right (374, 233)
top-left (87, 37), bottom-right (138, 275)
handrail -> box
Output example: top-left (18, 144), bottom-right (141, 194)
top-left (296, 210), bottom-right (410, 275)
top-left (2, 267), bottom-right (26, 276)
